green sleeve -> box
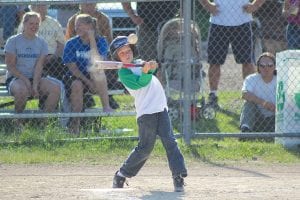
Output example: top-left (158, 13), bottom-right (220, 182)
top-left (118, 68), bottom-right (153, 90)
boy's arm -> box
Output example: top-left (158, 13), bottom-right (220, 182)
top-left (118, 68), bottom-right (152, 90)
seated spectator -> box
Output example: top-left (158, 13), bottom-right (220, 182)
top-left (4, 12), bottom-right (61, 121)
top-left (240, 52), bottom-right (276, 132)
top-left (18, 4), bottom-right (66, 80)
top-left (282, 0), bottom-right (300, 49)
top-left (65, 3), bottom-right (121, 109)
top-left (63, 14), bottom-right (113, 134)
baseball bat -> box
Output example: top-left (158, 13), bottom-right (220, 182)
top-left (94, 61), bottom-right (144, 70)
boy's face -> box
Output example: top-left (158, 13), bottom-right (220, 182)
top-left (117, 45), bottom-right (133, 63)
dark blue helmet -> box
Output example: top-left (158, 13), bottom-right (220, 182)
top-left (110, 36), bottom-right (130, 61)
top-left (109, 35), bottom-right (138, 61)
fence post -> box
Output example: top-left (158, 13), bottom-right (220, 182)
top-left (182, 0), bottom-right (192, 145)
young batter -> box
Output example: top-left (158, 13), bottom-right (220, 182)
top-left (109, 35), bottom-right (187, 192)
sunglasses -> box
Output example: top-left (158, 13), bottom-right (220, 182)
top-left (258, 63), bottom-right (274, 68)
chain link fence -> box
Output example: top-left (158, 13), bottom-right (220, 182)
top-left (0, 0), bottom-right (299, 144)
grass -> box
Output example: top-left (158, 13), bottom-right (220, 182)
top-left (0, 92), bottom-right (299, 165)
top-left (0, 138), bottom-right (299, 165)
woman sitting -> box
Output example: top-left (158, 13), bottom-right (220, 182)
top-left (63, 14), bottom-right (113, 134)
top-left (4, 12), bottom-right (61, 124)
top-left (240, 52), bottom-right (276, 132)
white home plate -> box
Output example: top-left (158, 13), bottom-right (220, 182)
top-left (82, 188), bottom-right (140, 200)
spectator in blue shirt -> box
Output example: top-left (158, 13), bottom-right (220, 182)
top-left (63, 14), bottom-right (113, 134)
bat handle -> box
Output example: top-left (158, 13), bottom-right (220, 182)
top-left (136, 64), bottom-right (145, 67)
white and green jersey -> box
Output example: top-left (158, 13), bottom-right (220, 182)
top-left (118, 66), bottom-right (168, 118)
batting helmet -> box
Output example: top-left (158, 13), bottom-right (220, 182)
top-left (109, 35), bottom-right (138, 61)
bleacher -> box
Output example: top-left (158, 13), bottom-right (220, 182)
top-left (0, 4), bottom-right (137, 132)
top-left (0, 61), bottom-right (135, 121)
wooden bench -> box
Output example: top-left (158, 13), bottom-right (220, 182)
top-left (0, 68), bottom-right (5, 76)
top-left (0, 84), bottom-right (125, 97)
top-left (0, 109), bottom-right (135, 119)
top-left (0, 62), bottom-right (6, 76)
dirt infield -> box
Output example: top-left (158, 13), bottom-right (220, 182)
top-left (1, 162), bottom-right (299, 200)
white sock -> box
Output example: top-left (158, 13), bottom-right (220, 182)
top-left (117, 171), bottom-right (126, 178)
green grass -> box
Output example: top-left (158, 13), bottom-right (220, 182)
top-left (0, 92), bottom-right (299, 165)
top-left (186, 138), bottom-right (299, 164)
top-left (193, 91), bottom-right (242, 133)
top-left (0, 138), bottom-right (299, 165)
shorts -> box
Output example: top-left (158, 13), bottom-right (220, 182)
top-left (63, 74), bottom-right (92, 98)
top-left (207, 22), bottom-right (255, 65)
top-left (5, 77), bottom-right (33, 95)
top-left (5, 76), bottom-right (48, 109)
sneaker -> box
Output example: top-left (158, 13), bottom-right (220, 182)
top-left (109, 95), bottom-right (120, 109)
top-left (207, 93), bottom-right (220, 109)
top-left (113, 171), bottom-right (126, 188)
top-left (173, 175), bottom-right (185, 192)
top-left (241, 126), bottom-right (251, 132)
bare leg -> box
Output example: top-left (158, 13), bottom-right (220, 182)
top-left (39, 78), bottom-right (61, 112)
top-left (91, 71), bottom-right (113, 112)
top-left (207, 64), bottom-right (221, 108)
top-left (9, 79), bottom-right (31, 130)
top-left (10, 79), bottom-right (30, 113)
top-left (69, 80), bottom-right (84, 134)
top-left (242, 63), bottom-right (255, 79)
top-left (208, 64), bottom-right (221, 91)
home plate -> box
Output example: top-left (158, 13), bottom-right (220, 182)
top-left (81, 188), bottom-right (141, 200)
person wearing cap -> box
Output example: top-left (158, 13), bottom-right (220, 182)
top-left (63, 14), bottom-right (113, 134)
top-left (110, 35), bottom-right (187, 192)
top-left (240, 52), bottom-right (276, 133)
